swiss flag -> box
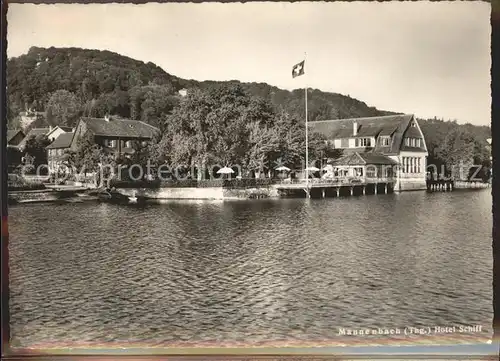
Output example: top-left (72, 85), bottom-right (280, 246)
top-left (292, 60), bottom-right (305, 78)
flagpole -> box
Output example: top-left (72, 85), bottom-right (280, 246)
top-left (304, 52), bottom-right (309, 197)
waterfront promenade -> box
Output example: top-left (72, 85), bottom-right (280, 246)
top-left (274, 177), bottom-right (396, 198)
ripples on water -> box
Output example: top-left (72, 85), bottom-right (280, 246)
top-left (8, 190), bottom-right (493, 347)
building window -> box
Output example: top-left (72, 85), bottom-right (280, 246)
top-left (125, 140), bottom-right (132, 148)
top-left (355, 138), bottom-right (372, 147)
top-left (103, 139), bottom-right (116, 147)
top-left (340, 138), bottom-right (349, 148)
top-left (366, 167), bottom-right (376, 178)
top-left (380, 137), bottom-right (390, 146)
top-left (353, 167), bottom-right (363, 177)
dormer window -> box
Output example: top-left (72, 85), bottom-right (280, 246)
top-left (404, 138), bottom-right (422, 147)
top-left (355, 138), bottom-right (372, 147)
top-left (380, 136), bottom-right (390, 146)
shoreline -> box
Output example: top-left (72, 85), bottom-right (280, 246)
top-left (7, 184), bottom-right (491, 205)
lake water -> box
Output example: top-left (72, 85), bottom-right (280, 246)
top-left (7, 189), bottom-right (493, 348)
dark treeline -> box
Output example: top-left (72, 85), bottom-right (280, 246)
top-left (418, 117), bottom-right (491, 178)
top-left (7, 46), bottom-right (491, 178)
top-left (6, 46), bottom-right (394, 130)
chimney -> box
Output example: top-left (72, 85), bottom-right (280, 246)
top-left (49, 125), bottom-right (53, 132)
top-left (353, 121), bottom-right (358, 136)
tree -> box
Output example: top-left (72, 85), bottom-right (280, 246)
top-left (309, 132), bottom-right (343, 167)
top-left (130, 85), bottom-right (179, 131)
top-left (436, 128), bottom-right (476, 179)
top-left (45, 89), bottom-right (82, 126)
top-left (24, 134), bottom-right (51, 170)
top-left (272, 110), bottom-right (305, 169)
top-left (69, 131), bottom-right (117, 185)
top-left (160, 84), bottom-right (281, 179)
top-left (7, 145), bottom-right (22, 171)
top-left (242, 121), bottom-right (279, 177)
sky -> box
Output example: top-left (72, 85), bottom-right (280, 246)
top-left (7, 2), bottom-right (491, 125)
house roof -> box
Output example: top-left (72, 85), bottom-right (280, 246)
top-left (17, 127), bottom-right (50, 148)
top-left (309, 114), bottom-right (416, 155)
top-left (46, 132), bottom-right (74, 149)
top-left (81, 117), bottom-right (159, 139)
top-left (47, 126), bottom-right (73, 135)
top-left (331, 152), bottom-right (398, 166)
top-left (7, 129), bottom-right (24, 143)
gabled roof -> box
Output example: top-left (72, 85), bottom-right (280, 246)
top-left (309, 114), bottom-right (415, 155)
top-left (359, 153), bottom-right (399, 165)
top-left (331, 152), bottom-right (398, 166)
top-left (47, 125), bottom-right (73, 136)
top-left (80, 117), bottom-right (159, 139)
top-left (17, 127), bottom-right (50, 148)
top-left (46, 132), bottom-right (74, 149)
top-left (7, 129), bottom-right (24, 143)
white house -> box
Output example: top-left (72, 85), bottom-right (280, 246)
top-left (308, 114), bottom-right (429, 191)
top-left (47, 125), bottom-right (74, 141)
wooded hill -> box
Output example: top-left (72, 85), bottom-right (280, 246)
top-left (7, 46), bottom-right (491, 172)
top-left (7, 46), bottom-right (394, 129)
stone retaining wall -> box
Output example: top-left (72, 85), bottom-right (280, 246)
top-left (115, 187), bottom-right (225, 200)
top-left (8, 190), bottom-right (59, 203)
top-left (115, 186), bottom-right (279, 200)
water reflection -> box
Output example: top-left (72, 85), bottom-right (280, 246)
top-left (8, 190), bottom-right (493, 347)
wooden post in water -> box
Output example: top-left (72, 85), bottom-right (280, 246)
top-left (350, 187), bottom-right (353, 196)
top-left (374, 183), bottom-right (378, 195)
top-left (322, 188), bottom-right (325, 198)
top-left (362, 186), bottom-right (366, 195)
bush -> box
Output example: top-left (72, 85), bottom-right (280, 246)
top-left (8, 174), bottom-right (46, 191)
top-left (108, 178), bottom-right (274, 189)
top-left (7, 146), bottom-right (22, 171)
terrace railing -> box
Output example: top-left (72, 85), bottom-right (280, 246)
top-left (275, 176), bottom-right (395, 186)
